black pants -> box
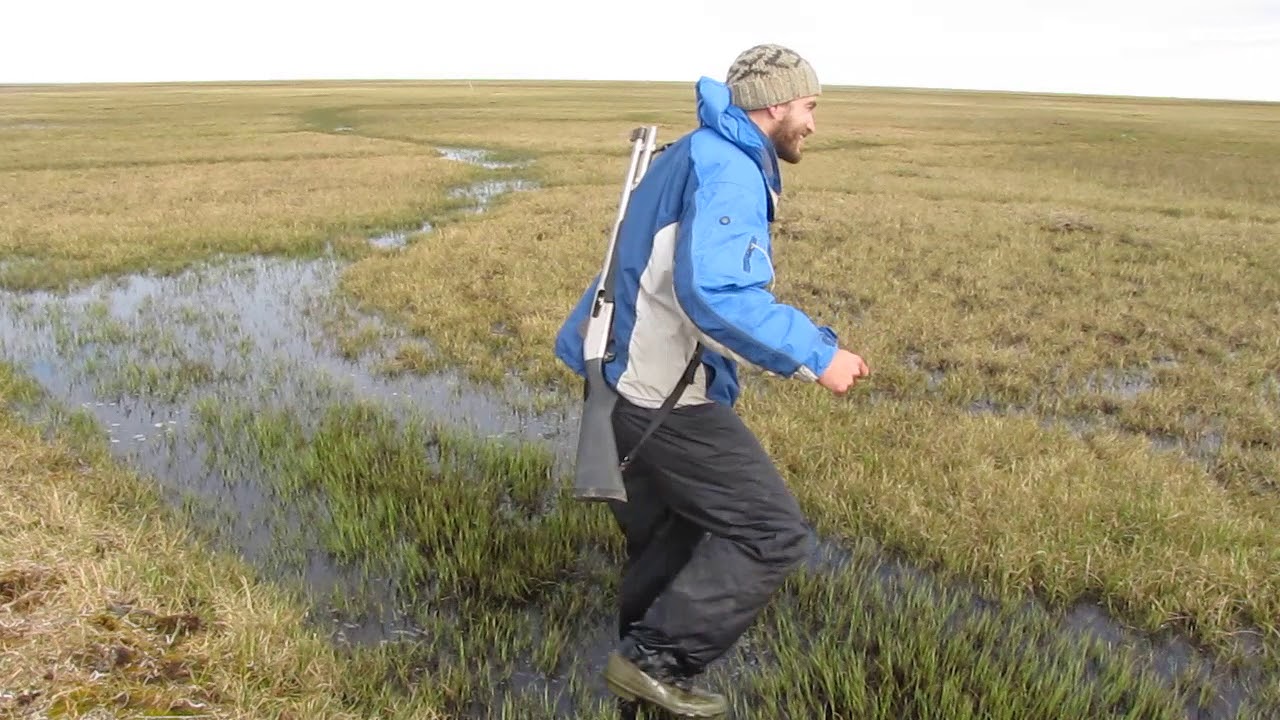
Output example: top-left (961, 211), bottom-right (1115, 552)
top-left (608, 395), bottom-right (814, 674)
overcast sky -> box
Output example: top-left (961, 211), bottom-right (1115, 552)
top-left (3, 0), bottom-right (1277, 101)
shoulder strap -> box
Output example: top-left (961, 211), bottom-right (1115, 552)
top-left (619, 343), bottom-right (703, 472)
top-left (604, 139), bottom-right (699, 472)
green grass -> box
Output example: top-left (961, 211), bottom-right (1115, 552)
top-left (0, 364), bottom-right (449, 720)
top-left (184, 393), bottom-right (1244, 718)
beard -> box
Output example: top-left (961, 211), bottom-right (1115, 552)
top-left (771, 115), bottom-right (809, 164)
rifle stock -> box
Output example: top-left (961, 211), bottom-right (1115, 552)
top-left (573, 358), bottom-right (625, 501)
top-left (571, 126), bottom-right (659, 503)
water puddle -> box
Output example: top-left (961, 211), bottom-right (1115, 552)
top-left (966, 397), bottom-right (1010, 416)
top-left (905, 352), bottom-right (1229, 468)
top-left (1261, 374), bottom-right (1280, 412)
top-left (450, 179), bottom-right (539, 214)
top-left (1086, 368), bottom-right (1155, 400)
top-left (366, 176), bottom-right (538, 249)
top-left (1149, 428), bottom-right (1225, 466)
top-left (0, 149), bottom-right (579, 646)
top-left (0, 255), bottom-right (568, 447)
top-left (368, 220), bottom-right (434, 250)
top-left (806, 538), bottom-right (1263, 720)
top-left (438, 146), bottom-right (530, 170)
top-left (1063, 604), bottom-right (1264, 719)
top-left (0, 250), bottom-right (577, 625)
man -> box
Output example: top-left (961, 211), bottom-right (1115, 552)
top-left (553, 44), bottom-right (870, 717)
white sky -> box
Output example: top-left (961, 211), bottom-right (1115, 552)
top-left (3, 0), bottom-right (1278, 101)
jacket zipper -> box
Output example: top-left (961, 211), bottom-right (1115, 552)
top-left (743, 239), bottom-right (770, 273)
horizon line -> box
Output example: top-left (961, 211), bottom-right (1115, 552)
top-left (1, 76), bottom-right (1275, 106)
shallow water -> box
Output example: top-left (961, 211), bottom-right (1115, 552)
top-left (0, 149), bottom-right (574, 645)
top-left (807, 537), bottom-right (1261, 719)
top-left (0, 250), bottom-right (581, 637)
top-left (438, 146), bottom-right (530, 170)
top-left (369, 220), bottom-right (434, 250)
top-left (450, 179), bottom-right (540, 214)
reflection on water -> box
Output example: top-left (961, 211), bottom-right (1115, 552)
top-left (0, 251), bottom-right (579, 640)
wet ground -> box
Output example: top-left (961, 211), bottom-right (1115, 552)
top-left (0, 146), bottom-right (1269, 718)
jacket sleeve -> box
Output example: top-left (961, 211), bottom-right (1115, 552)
top-left (672, 178), bottom-right (839, 381)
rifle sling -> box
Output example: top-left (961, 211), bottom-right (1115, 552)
top-left (619, 343), bottom-right (703, 473)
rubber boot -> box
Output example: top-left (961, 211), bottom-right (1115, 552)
top-left (604, 637), bottom-right (727, 718)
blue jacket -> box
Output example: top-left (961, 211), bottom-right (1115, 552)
top-left (553, 76), bottom-right (839, 408)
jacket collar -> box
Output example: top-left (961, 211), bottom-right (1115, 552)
top-left (695, 76), bottom-right (782, 213)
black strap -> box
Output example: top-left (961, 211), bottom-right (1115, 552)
top-left (619, 343), bottom-right (703, 472)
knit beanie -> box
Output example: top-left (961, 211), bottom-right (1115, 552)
top-left (725, 44), bottom-right (821, 110)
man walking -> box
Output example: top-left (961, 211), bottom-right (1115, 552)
top-left (554, 44), bottom-right (870, 717)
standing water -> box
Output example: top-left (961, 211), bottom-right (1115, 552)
top-left (0, 154), bottom-right (570, 643)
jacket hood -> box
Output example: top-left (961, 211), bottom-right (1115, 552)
top-left (695, 76), bottom-right (782, 197)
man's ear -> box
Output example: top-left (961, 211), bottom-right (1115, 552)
top-left (765, 102), bottom-right (790, 121)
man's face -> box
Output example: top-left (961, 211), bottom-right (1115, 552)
top-left (771, 95), bottom-right (817, 164)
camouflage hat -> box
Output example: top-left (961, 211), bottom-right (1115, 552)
top-left (725, 43), bottom-right (821, 110)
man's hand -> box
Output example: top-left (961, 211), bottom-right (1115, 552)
top-left (817, 349), bottom-right (870, 396)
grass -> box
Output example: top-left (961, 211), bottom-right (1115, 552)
top-left (328, 82), bottom-right (1280, 651)
top-left (192, 398), bottom-right (627, 715)
top-left (2, 78), bottom-right (1278, 716)
top-left (0, 365), bottom-right (445, 719)
top-left (163, 390), bottom-right (1255, 718)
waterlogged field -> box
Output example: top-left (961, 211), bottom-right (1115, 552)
top-left (1, 79), bottom-right (1278, 719)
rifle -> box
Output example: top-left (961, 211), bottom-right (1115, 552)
top-left (571, 126), bottom-right (660, 502)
